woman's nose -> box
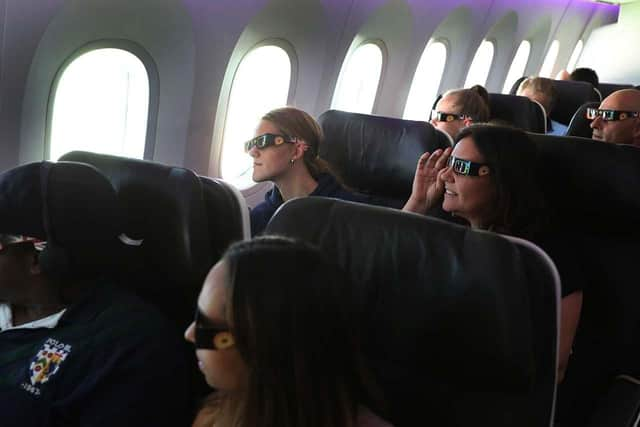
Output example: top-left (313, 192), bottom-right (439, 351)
top-left (248, 146), bottom-right (259, 157)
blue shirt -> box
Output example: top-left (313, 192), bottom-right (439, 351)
top-left (250, 173), bottom-right (365, 236)
top-left (548, 119), bottom-right (568, 136)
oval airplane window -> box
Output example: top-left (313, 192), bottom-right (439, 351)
top-left (332, 42), bottom-right (384, 114)
top-left (49, 48), bottom-right (149, 161)
top-left (404, 41), bottom-right (447, 121)
top-left (539, 40), bottom-right (560, 78)
top-left (220, 45), bottom-right (292, 190)
top-left (502, 40), bottom-right (531, 94)
top-left (567, 40), bottom-right (583, 71)
top-left (464, 40), bottom-right (495, 88)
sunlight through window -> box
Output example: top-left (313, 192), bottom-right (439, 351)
top-left (404, 41), bottom-right (447, 121)
top-left (567, 40), bottom-right (583, 71)
top-left (49, 48), bottom-right (149, 161)
top-left (332, 42), bottom-right (383, 114)
top-left (502, 40), bottom-right (531, 94)
top-left (220, 45), bottom-right (291, 189)
top-left (539, 40), bottom-right (560, 78)
top-left (464, 40), bottom-right (494, 88)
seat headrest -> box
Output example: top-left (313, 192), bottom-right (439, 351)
top-left (59, 151), bottom-right (212, 285)
top-left (0, 161), bottom-right (121, 277)
top-left (598, 83), bottom-right (634, 99)
top-left (266, 197), bottom-right (558, 425)
top-left (488, 93), bottom-right (546, 132)
top-left (318, 110), bottom-right (452, 205)
top-left (550, 80), bottom-right (601, 125)
top-left (528, 133), bottom-right (640, 232)
top-left (566, 101), bottom-right (599, 138)
top-left (509, 77), bottom-right (601, 125)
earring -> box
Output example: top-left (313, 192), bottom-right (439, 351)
top-left (290, 158), bottom-right (295, 164)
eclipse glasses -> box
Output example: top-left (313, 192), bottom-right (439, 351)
top-left (447, 156), bottom-right (490, 177)
top-left (586, 108), bottom-right (639, 122)
top-left (244, 133), bottom-right (296, 153)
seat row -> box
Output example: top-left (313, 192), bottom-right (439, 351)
top-left (47, 110), bottom-right (640, 426)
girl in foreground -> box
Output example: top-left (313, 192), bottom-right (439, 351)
top-left (185, 236), bottom-right (391, 427)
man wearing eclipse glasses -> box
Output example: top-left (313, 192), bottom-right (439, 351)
top-left (588, 89), bottom-right (640, 147)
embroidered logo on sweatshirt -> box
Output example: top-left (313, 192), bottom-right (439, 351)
top-left (28, 338), bottom-right (72, 386)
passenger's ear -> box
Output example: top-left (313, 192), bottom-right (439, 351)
top-left (292, 140), bottom-right (309, 161)
top-left (463, 117), bottom-right (474, 127)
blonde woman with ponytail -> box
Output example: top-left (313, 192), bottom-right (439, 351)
top-left (246, 107), bottom-right (363, 235)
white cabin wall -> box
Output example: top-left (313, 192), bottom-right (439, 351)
top-left (205, 0), bottom-right (335, 177)
top-left (0, 0), bottom-right (622, 177)
top-left (19, 0), bottom-right (195, 167)
top-left (0, 0), bottom-right (65, 172)
top-left (579, 2), bottom-right (640, 85)
top-left (392, 1), bottom-right (492, 116)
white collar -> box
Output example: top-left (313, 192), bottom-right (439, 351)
top-left (0, 303), bottom-right (67, 332)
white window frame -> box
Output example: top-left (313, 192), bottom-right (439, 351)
top-left (464, 40), bottom-right (495, 88)
top-left (331, 40), bottom-right (386, 114)
top-left (539, 40), bottom-right (560, 78)
top-left (217, 40), bottom-right (297, 192)
top-left (46, 40), bottom-right (158, 161)
top-left (403, 39), bottom-right (449, 121)
top-left (502, 40), bottom-right (531, 94)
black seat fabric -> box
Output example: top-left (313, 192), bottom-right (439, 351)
top-left (0, 161), bottom-right (122, 277)
top-left (566, 101), bottom-right (599, 138)
top-left (488, 93), bottom-right (546, 132)
top-left (527, 134), bottom-right (640, 425)
top-left (318, 110), bottom-right (452, 208)
top-left (510, 78), bottom-right (601, 125)
top-left (265, 197), bottom-right (559, 427)
top-left (59, 151), bottom-right (213, 329)
top-left (199, 175), bottom-right (249, 260)
top-left (598, 83), bottom-right (634, 99)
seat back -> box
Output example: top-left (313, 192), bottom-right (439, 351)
top-left (318, 110), bottom-right (452, 208)
top-left (566, 101), bottom-right (599, 138)
top-left (199, 175), bottom-right (250, 260)
top-left (598, 83), bottom-right (634, 99)
top-left (510, 78), bottom-right (601, 126)
top-left (59, 151), bottom-right (213, 329)
top-left (266, 197), bottom-right (560, 427)
top-left (488, 93), bottom-right (546, 132)
top-left (526, 134), bottom-right (640, 425)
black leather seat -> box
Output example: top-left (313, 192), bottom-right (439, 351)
top-left (526, 134), bottom-right (640, 426)
top-left (318, 110), bottom-right (452, 208)
top-left (598, 83), bottom-right (634, 99)
top-left (199, 175), bottom-right (250, 260)
top-left (60, 151), bottom-right (214, 329)
top-left (566, 101), bottom-right (599, 138)
top-left (266, 197), bottom-right (560, 427)
top-left (510, 77), bottom-right (601, 126)
top-left (488, 93), bottom-right (546, 132)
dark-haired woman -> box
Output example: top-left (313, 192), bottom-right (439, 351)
top-left (185, 236), bottom-right (392, 427)
top-left (403, 124), bottom-right (582, 383)
top-left (430, 85), bottom-right (491, 139)
top-left (247, 107), bottom-right (362, 236)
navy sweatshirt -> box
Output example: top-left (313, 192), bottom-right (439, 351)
top-left (0, 282), bottom-right (192, 427)
top-left (250, 173), bottom-right (365, 236)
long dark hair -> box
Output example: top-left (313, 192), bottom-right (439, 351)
top-left (213, 236), bottom-right (381, 427)
top-left (454, 124), bottom-right (547, 238)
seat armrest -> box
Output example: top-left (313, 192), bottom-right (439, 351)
top-left (588, 375), bottom-right (640, 427)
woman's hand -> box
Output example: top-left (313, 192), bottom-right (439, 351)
top-left (403, 147), bottom-right (452, 214)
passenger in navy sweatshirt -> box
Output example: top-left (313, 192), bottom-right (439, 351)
top-left (247, 107), bottom-right (363, 235)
